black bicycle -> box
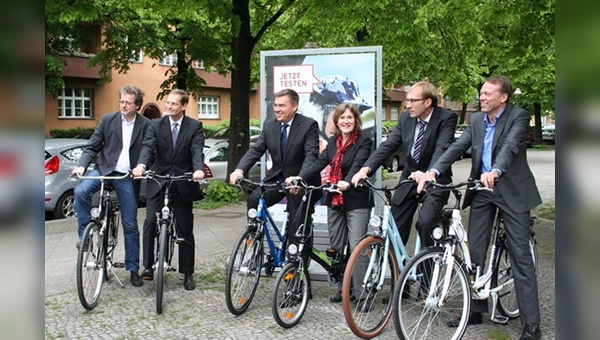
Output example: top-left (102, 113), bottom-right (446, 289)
top-left (271, 180), bottom-right (346, 328)
top-left (137, 171), bottom-right (198, 314)
top-left (74, 172), bottom-right (129, 310)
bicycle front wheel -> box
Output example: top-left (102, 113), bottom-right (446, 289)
top-left (225, 228), bottom-right (264, 315)
top-left (393, 247), bottom-right (470, 340)
top-left (272, 262), bottom-right (309, 328)
top-left (342, 236), bottom-right (399, 339)
top-left (76, 222), bottom-right (105, 310)
top-left (156, 222), bottom-right (168, 314)
top-left (492, 236), bottom-right (537, 319)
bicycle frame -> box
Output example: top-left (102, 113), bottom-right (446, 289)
top-left (255, 196), bottom-right (287, 270)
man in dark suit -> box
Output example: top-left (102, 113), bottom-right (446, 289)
top-left (418, 76), bottom-right (542, 340)
top-left (132, 89), bottom-right (205, 291)
top-left (73, 84), bottom-right (151, 287)
top-left (229, 88), bottom-right (322, 251)
top-left (351, 81), bottom-right (457, 250)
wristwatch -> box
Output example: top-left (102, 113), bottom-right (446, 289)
top-left (491, 169), bottom-right (503, 177)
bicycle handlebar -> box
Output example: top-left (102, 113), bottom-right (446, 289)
top-left (357, 177), bottom-right (414, 192)
top-left (70, 171), bottom-right (131, 181)
top-left (425, 179), bottom-right (493, 192)
top-left (290, 178), bottom-right (343, 195)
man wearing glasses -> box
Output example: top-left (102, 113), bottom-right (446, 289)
top-left (72, 84), bottom-right (151, 287)
top-left (351, 81), bottom-right (457, 251)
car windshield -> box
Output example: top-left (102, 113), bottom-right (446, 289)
top-left (212, 127), bottom-right (230, 138)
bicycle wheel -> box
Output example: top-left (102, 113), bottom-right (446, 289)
top-left (272, 262), bottom-right (309, 328)
top-left (76, 222), bottom-right (105, 310)
top-left (393, 247), bottom-right (470, 340)
top-left (341, 236), bottom-right (399, 339)
top-left (156, 222), bottom-right (168, 314)
top-left (225, 228), bottom-right (264, 315)
top-left (492, 236), bottom-right (537, 318)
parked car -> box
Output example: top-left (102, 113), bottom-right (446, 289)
top-left (45, 139), bottom-right (147, 220)
top-left (542, 125), bottom-right (555, 144)
top-left (454, 124), bottom-right (471, 157)
top-left (202, 139), bottom-right (261, 188)
top-left (209, 125), bottom-right (262, 143)
top-left (378, 133), bottom-right (406, 172)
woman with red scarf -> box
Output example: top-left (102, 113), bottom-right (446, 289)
top-left (286, 103), bottom-right (373, 302)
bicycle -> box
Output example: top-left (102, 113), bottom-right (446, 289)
top-left (271, 180), bottom-right (350, 328)
top-left (392, 180), bottom-right (537, 340)
top-left (74, 172), bottom-right (129, 310)
top-left (225, 178), bottom-right (291, 315)
top-left (136, 171), bottom-right (197, 314)
top-left (340, 178), bottom-right (426, 339)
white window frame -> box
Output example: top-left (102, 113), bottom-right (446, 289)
top-left (58, 88), bottom-right (93, 119)
top-left (390, 106), bottom-right (399, 121)
top-left (160, 52), bottom-right (177, 66)
top-left (125, 36), bottom-right (144, 63)
top-left (198, 96), bottom-right (219, 119)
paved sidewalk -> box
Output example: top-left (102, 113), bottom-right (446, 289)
top-left (45, 200), bottom-right (555, 339)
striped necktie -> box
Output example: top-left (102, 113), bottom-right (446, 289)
top-left (412, 120), bottom-right (427, 162)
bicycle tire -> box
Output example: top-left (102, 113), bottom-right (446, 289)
top-left (225, 228), bottom-right (264, 315)
top-left (104, 210), bottom-right (117, 281)
top-left (393, 247), bottom-right (470, 340)
top-left (156, 222), bottom-right (168, 314)
top-left (341, 236), bottom-right (399, 339)
top-left (492, 236), bottom-right (537, 318)
top-left (272, 262), bottom-right (309, 328)
top-left (76, 222), bottom-right (105, 310)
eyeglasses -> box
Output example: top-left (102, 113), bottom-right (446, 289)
top-left (406, 98), bottom-right (426, 103)
top-left (119, 100), bottom-right (135, 106)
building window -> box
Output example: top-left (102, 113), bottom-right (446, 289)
top-left (58, 88), bottom-right (93, 119)
top-left (125, 36), bottom-right (143, 63)
top-left (198, 96), bottom-right (219, 119)
top-left (160, 52), bottom-right (177, 66)
top-left (390, 106), bottom-right (399, 121)
top-left (193, 60), bottom-right (204, 69)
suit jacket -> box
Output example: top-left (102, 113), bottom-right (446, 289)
top-left (236, 113), bottom-right (321, 186)
top-left (79, 111), bottom-right (151, 176)
top-left (137, 115), bottom-right (204, 202)
top-left (431, 104), bottom-right (542, 213)
top-left (364, 106), bottom-right (457, 205)
top-left (299, 134), bottom-right (374, 210)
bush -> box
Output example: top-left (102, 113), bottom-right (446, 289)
top-left (203, 180), bottom-right (243, 203)
top-left (382, 121), bottom-right (397, 133)
top-left (49, 127), bottom-right (95, 139)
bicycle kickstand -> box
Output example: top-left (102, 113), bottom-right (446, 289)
top-left (489, 291), bottom-right (509, 325)
top-left (107, 260), bottom-right (125, 288)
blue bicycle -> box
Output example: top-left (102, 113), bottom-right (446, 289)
top-left (225, 178), bottom-right (290, 315)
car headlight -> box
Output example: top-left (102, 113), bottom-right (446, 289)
top-left (432, 226), bottom-right (444, 240)
top-left (90, 207), bottom-right (100, 218)
top-left (247, 208), bottom-right (257, 219)
top-left (288, 244), bottom-right (298, 255)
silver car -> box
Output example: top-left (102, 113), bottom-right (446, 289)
top-left (202, 139), bottom-right (261, 187)
top-left (45, 138), bottom-right (147, 219)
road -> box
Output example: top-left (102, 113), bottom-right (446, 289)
top-left (44, 148), bottom-right (554, 339)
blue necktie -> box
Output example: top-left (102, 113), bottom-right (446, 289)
top-left (280, 123), bottom-right (289, 159)
top-left (412, 120), bottom-right (427, 162)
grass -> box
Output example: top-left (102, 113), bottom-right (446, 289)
top-left (194, 199), bottom-right (230, 210)
top-left (486, 329), bottom-right (510, 340)
top-left (533, 199), bottom-right (555, 220)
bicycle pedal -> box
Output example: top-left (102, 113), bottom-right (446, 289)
top-left (168, 267), bottom-right (177, 272)
top-left (113, 262), bottom-right (124, 268)
top-left (175, 238), bottom-right (185, 244)
top-left (492, 315), bottom-right (509, 325)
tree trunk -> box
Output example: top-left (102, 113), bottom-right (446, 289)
top-left (228, 0), bottom-right (254, 176)
top-left (533, 102), bottom-right (543, 145)
top-left (459, 102), bottom-right (467, 124)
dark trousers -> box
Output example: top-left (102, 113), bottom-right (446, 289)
top-left (392, 184), bottom-right (450, 250)
top-left (143, 184), bottom-right (195, 275)
top-left (468, 189), bottom-right (540, 324)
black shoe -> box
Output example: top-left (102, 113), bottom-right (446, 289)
top-left (358, 295), bottom-right (374, 313)
top-left (447, 312), bottom-right (483, 327)
top-left (330, 291), bottom-right (342, 303)
top-left (130, 271), bottom-right (143, 287)
top-left (76, 240), bottom-right (88, 251)
top-left (402, 285), bottom-right (411, 299)
top-left (141, 268), bottom-right (154, 281)
top-left (184, 274), bottom-right (196, 291)
top-left (519, 323), bottom-right (541, 340)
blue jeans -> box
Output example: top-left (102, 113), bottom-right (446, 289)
top-left (74, 169), bottom-right (140, 272)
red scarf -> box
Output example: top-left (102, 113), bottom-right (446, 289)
top-left (329, 131), bottom-right (359, 207)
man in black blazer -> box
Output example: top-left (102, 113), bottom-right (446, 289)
top-left (418, 76), bottom-right (542, 340)
top-left (229, 88), bottom-right (322, 251)
top-left (351, 81), bottom-right (457, 250)
top-left (73, 84), bottom-right (151, 287)
top-left (132, 89), bottom-right (205, 291)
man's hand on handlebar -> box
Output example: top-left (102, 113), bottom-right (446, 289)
top-left (229, 169), bottom-right (244, 185)
top-left (285, 176), bottom-right (303, 195)
top-left (417, 171), bottom-right (437, 193)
